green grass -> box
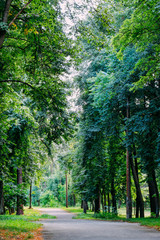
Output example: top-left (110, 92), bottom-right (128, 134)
top-left (0, 208), bottom-right (56, 239)
top-left (65, 207), bottom-right (160, 231)
top-left (127, 217), bottom-right (160, 231)
top-left (63, 207), bottom-right (92, 214)
top-left (40, 213), bottom-right (56, 219)
top-left (72, 211), bottom-right (123, 221)
top-left (0, 217), bottom-right (40, 232)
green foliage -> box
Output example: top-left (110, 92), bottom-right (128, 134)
top-left (93, 212), bottom-right (120, 219)
top-left (0, 0), bottom-right (75, 214)
top-left (0, 22), bottom-right (8, 31)
top-left (1, 0), bottom-right (160, 220)
top-left (70, 0), bottom-right (160, 217)
top-left (40, 190), bottom-right (60, 207)
top-left (112, 0), bottom-right (160, 88)
top-left (4, 183), bottom-right (27, 211)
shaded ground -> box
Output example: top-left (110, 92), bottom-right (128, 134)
top-left (39, 208), bottom-right (160, 240)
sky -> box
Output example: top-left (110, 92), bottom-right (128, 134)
top-left (59, 0), bottom-right (98, 112)
top-left (60, 0), bottom-right (97, 27)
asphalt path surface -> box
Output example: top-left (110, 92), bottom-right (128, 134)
top-left (39, 208), bottom-right (160, 240)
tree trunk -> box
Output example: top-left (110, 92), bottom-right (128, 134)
top-left (83, 200), bottom-right (87, 214)
top-left (130, 151), bottom-right (144, 218)
top-left (143, 95), bottom-right (159, 217)
top-left (0, 180), bottom-right (4, 215)
top-left (37, 199), bottom-right (40, 206)
top-left (0, 0), bottom-right (12, 48)
top-left (73, 194), bottom-right (76, 206)
top-left (86, 201), bottom-right (89, 210)
top-left (92, 200), bottom-right (95, 212)
top-left (11, 207), bottom-right (15, 214)
top-left (104, 191), bottom-right (106, 211)
top-left (133, 144), bottom-right (142, 218)
top-left (0, 33), bottom-right (6, 49)
top-left (126, 147), bottom-right (132, 219)
top-left (135, 194), bottom-right (140, 218)
top-left (95, 187), bottom-right (100, 213)
top-left (147, 169), bottom-right (159, 217)
top-left (95, 197), bottom-right (100, 213)
top-left (118, 200), bottom-right (121, 209)
top-left (65, 172), bottom-right (68, 208)
top-left (81, 199), bottom-right (83, 208)
top-left (111, 178), bottom-right (117, 214)
top-left (17, 167), bottom-right (23, 215)
top-left (29, 183), bottom-right (32, 209)
top-left (108, 193), bottom-right (110, 213)
top-left (101, 191), bottom-right (104, 212)
top-left (126, 97), bottom-right (132, 219)
top-left (102, 188), bottom-right (106, 212)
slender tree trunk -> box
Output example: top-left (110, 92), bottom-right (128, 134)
top-left (95, 197), bottom-right (100, 213)
top-left (102, 188), bottom-right (106, 212)
top-left (0, 0), bottom-right (12, 48)
top-left (111, 178), bottom-right (117, 214)
top-left (83, 200), bottom-right (87, 214)
top-left (126, 148), bottom-right (132, 219)
top-left (73, 194), bottom-right (76, 206)
top-left (81, 199), bottom-right (83, 208)
top-left (17, 167), bottom-right (23, 215)
top-left (29, 182), bottom-right (32, 209)
top-left (90, 202), bottom-right (92, 211)
top-left (104, 191), bottom-right (106, 211)
top-left (0, 180), bottom-right (4, 215)
top-left (126, 97), bottom-right (132, 218)
top-left (101, 191), bottom-right (104, 212)
top-left (130, 152), bottom-right (144, 218)
top-left (38, 199), bottom-right (40, 206)
top-left (0, 32), bottom-right (6, 49)
top-left (86, 201), bottom-right (89, 210)
top-left (65, 172), bottom-right (68, 208)
top-left (118, 200), bottom-right (121, 209)
top-left (147, 169), bottom-right (159, 217)
top-left (108, 193), bottom-right (110, 213)
top-left (95, 187), bottom-right (100, 213)
top-left (92, 200), bottom-right (95, 212)
top-left (136, 197), bottom-right (140, 218)
top-left (11, 207), bottom-right (15, 214)
top-left (133, 144), bottom-right (141, 218)
top-left (143, 94), bottom-right (159, 217)
top-left (99, 193), bottom-right (101, 211)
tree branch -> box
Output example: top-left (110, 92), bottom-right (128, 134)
top-left (0, 80), bottom-right (35, 89)
top-left (8, 0), bottom-right (33, 27)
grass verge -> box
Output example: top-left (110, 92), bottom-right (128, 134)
top-left (127, 217), bottom-right (160, 231)
top-left (0, 208), bottom-right (56, 240)
top-left (65, 207), bottom-right (160, 231)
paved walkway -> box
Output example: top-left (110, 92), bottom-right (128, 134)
top-left (39, 208), bottom-right (160, 240)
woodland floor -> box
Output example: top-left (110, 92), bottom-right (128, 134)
top-left (39, 208), bottom-right (160, 240)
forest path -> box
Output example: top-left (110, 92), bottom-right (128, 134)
top-left (38, 208), bottom-right (160, 240)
